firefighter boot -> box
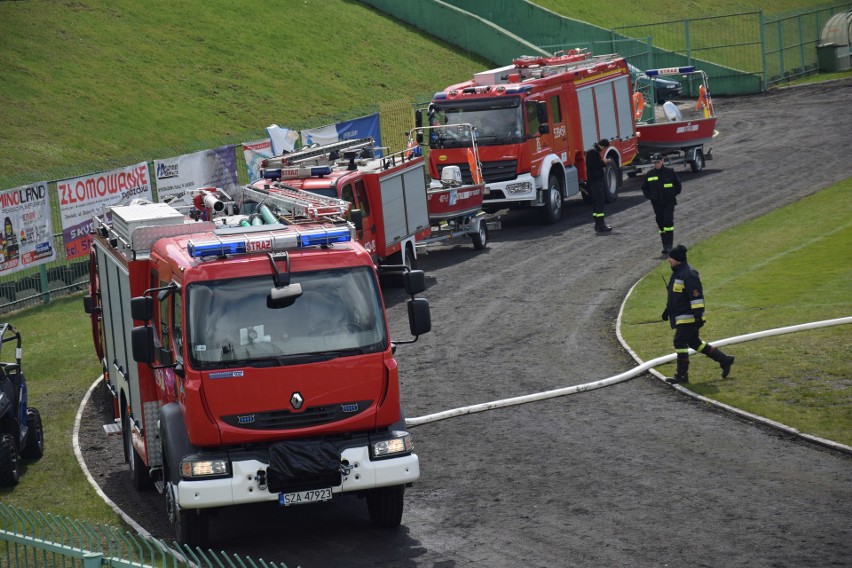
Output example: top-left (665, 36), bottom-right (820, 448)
top-left (665, 231), bottom-right (674, 254)
top-left (667, 355), bottom-right (689, 384)
top-left (595, 216), bottom-right (612, 233)
top-left (703, 345), bottom-right (735, 378)
top-left (660, 233), bottom-right (668, 255)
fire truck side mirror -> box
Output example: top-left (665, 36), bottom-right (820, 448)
top-left (403, 269), bottom-right (426, 295)
top-left (131, 325), bottom-right (155, 364)
top-left (414, 111), bottom-right (424, 143)
top-left (350, 209), bottom-right (363, 232)
top-left (407, 298), bottom-right (431, 337)
top-left (539, 124), bottom-right (550, 135)
top-left (537, 101), bottom-right (548, 124)
top-left (130, 296), bottom-right (154, 321)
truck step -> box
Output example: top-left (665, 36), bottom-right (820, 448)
top-left (103, 421), bottom-right (122, 436)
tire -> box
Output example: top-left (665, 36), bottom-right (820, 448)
top-left (604, 162), bottom-right (619, 203)
top-left (20, 408), bottom-right (44, 460)
top-left (689, 148), bottom-right (705, 172)
top-left (166, 480), bottom-right (210, 546)
top-left (541, 173), bottom-right (563, 224)
top-left (367, 485), bottom-right (405, 528)
top-left (0, 433), bottom-right (19, 486)
top-left (471, 221), bottom-right (488, 250)
top-left (125, 411), bottom-right (153, 490)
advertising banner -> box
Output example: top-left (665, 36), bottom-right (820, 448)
top-left (301, 113), bottom-right (382, 155)
top-left (57, 162), bottom-right (153, 260)
top-left (154, 145), bottom-right (238, 203)
top-left (242, 138), bottom-right (274, 183)
top-left (265, 124), bottom-right (300, 156)
top-left (0, 181), bottom-right (56, 276)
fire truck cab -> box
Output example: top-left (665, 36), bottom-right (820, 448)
top-left (423, 49), bottom-right (638, 224)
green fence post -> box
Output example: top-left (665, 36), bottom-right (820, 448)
top-left (760, 11), bottom-right (768, 91)
top-left (684, 19), bottom-right (692, 66)
top-left (777, 17), bottom-right (785, 79)
top-left (82, 551), bottom-right (103, 568)
top-left (798, 14), bottom-right (805, 75)
top-left (39, 265), bottom-right (49, 304)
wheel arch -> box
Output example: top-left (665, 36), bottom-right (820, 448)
top-left (159, 402), bottom-right (193, 483)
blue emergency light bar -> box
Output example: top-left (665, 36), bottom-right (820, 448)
top-left (187, 226), bottom-right (352, 259)
top-left (644, 66), bottom-right (696, 77)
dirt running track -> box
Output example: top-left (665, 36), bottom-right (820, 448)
top-left (79, 80), bottom-right (852, 567)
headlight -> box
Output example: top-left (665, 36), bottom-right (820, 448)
top-left (370, 432), bottom-right (413, 459)
top-left (180, 457), bottom-right (230, 478)
top-left (506, 182), bottom-right (532, 194)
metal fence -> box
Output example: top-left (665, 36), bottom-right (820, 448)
top-left (0, 503), bottom-right (289, 568)
top-left (364, 0), bottom-right (852, 94)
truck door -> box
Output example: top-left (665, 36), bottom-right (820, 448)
top-left (547, 92), bottom-right (569, 162)
top-left (525, 99), bottom-right (553, 172)
top-left (342, 178), bottom-right (378, 259)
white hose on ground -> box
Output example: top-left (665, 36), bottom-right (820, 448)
top-left (405, 316), bottom-right (852, 428)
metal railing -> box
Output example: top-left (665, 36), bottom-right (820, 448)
top-left (0, 503), bottom-right (289, 568)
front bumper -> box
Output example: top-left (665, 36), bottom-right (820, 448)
top-left (176, 445), bottom-right (420, 510)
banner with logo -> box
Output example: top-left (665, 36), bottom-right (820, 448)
top-left (300, 113), bottom-right (382, 155)
top-left (242, 139), bottom-right (274, 183)
top-left (57, 162), bottom-right (153, 260)
top-left (153, 145), bottom-right (239, 203)
top-left (0, 181), bottom-right (56, 275)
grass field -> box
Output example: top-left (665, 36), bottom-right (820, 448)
top-left (620, 179), bottom-right (852, 446)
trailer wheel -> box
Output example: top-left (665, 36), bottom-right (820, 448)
top-left (125, 411), bottom-right (153, 490)
top-left (471, 221), bottom-right (488, 250)
top-left (20, 408), bottom-right (44, 460)
top-left (367, 485), bottom-right (405, 528)
top-left (0, 433), bottom-right (19, 486)
top-left (689, 148), bottom-right (705, 172)
top-left (541, 173), bottom-right (563, 224)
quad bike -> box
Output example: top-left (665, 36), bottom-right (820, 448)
top-left (0, 322), bottom-right (44, 486)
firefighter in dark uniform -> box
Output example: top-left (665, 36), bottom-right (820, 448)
top-left (662, 244), bottom-right (735, 384)
top-left (642, 154), bottom-right (682, 254)
top-left (585, 139), bottom-right (612, 232)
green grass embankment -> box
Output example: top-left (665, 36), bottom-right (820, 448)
top-left (620, 179), bottom-right (852, 446)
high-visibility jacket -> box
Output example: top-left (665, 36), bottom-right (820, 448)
top-left (666, 261), bottom-right (705, 328)
top-left (642, 166), bottom-right (682, 204)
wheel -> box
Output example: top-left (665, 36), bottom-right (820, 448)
top-left (603, 161), bottom-right (619, 203)
top-left (125, 411), bottom-right (153, 490)
top-left (541, 173), bottom-right (563, 224)
top-left (0, 433), bottom-right (19, 486)
top-left (367, 485), bottom-right (405, 528)
top-left (470, 221), bottom-right (488, 250)
top-left (20, 408), bottom-right (44, 459)
top-left (166, 481), bottom-right (210, 546)
top-left (689, 148), bottom-right (705, 172)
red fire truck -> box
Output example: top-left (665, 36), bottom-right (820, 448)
top-left (83, 188), bottom-right (430, 545)
top-left (257, 139), bottom-right (431, 273)
top-left (421, 49), bottom-right (638, 223)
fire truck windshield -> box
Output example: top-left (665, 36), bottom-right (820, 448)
top-left (186, 266), bottom-right (387, 368)
top-left (429, 98), bottom-right (524, 149)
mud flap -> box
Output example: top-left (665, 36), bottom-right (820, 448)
top-left (267, 440), bottom-right (342, 493)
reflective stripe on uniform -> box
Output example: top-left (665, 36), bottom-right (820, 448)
top-left (690, 299), bottom-right (705, 309)
top-left (648, 176), bottom-right (659, 181)
top-left (664, 183), bottom-right (673, 188)
top-left (675, 314), bottom-right (695, 324)
top-left (672, 279), bottom-right (684, 293)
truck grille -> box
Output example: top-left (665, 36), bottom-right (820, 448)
top-left (222, 400), bottom-right (371, 430)
top-left (438, 160), bottom-right (517, 184)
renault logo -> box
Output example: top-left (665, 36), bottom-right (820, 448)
top-left (290, 392), bottom-right (304, 410)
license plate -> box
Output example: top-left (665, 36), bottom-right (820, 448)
top-left (279, 488), bottom-right (332, 507)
